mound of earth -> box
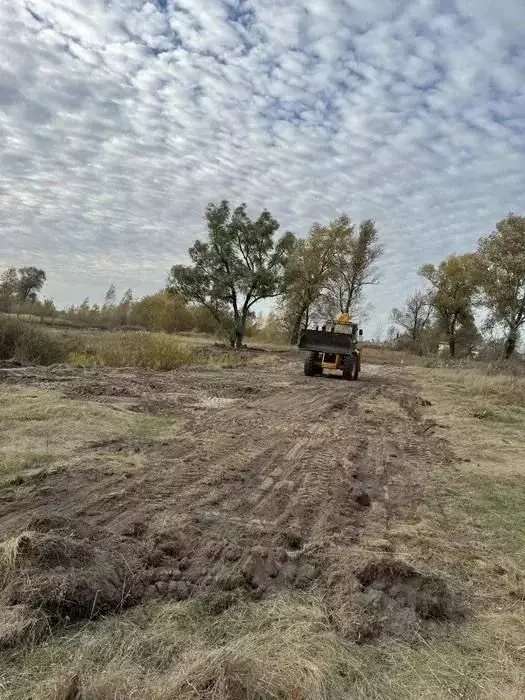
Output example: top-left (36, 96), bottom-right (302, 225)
top-left (0, 517), bottom-right (146, 645)
top-left (353, 558), bottom-right (463, 642)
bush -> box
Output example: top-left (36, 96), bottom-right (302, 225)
top-left (0, 318), bottom-right (68, 365)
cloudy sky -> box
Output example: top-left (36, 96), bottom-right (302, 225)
top-left (1, 0), bottom-right (524, 329)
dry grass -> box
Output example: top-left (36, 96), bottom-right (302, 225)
top-left (63, 329), bottom-right (281, 370)
top-left (0, 318), bottom-right (68, 365)
top-left (0, 387), bottom-right (167, 484)
top-left (68, 331), bottom-right (196, 370)
top-left (2, 595), bottom-right (525, 700)
top-left (410, 363), bottom-right (525, 477)
top-left (455, 371), bottom-right (525, 407)
top-left (0, 533), bottom-right (32, 587)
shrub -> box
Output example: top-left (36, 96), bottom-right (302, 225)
top-left (0, 318), bottom-right (68, 365)
top-left (68, 332), bottom-right (195, 370)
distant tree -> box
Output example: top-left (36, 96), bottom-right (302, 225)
top-left (103, 284), bottom-right (117, 309)
top-left (252, 311), bottom-right (288, 344)
top-left (282, 217), bottom-right (350, 344)
top-left (476, 214), bottom-right (525, 359)
top-left (190, 304), bottom-right (222, 335)
top-left (41, 298), bottom-right (57, 318)
top-left (116, 289), bottom-right (133, 326)
top-left (129, 292), bottom-right (194, 333)
top-left (168, 200), bottom-right (295, 348)
top-left (391, 290), bottom-right (433, 344)
top-left (321, 217), bottom-right (383, 315)
top-left (0, 267), bottom-right (18, 311)
top-left (119, 289), bottom-right (133, 306)
top-left (17, 267), bottom-right (46, 303)
top-left (420, 254), bottom-right (478, 358)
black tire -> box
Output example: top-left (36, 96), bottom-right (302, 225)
top-left (342, 354), bottom-right (355, 380)
top-left (353, 352), bottom-right (360, 381)
top-left (304, 352), bottom-right (321, 377)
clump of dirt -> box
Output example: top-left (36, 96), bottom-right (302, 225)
top-left (141, 527), bottom-right (321, 603)
top-left (0, 518), bottom-right (147, 643)
top-left (0, 516), bottom-right (325, 647)
top-left (353, 558), bottom-right (463, 642)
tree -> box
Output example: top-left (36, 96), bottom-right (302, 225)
top-left (391, 290), bottom-right (433, 344)
top-left (0, 267), bottom-right (18, 312)
top-left (17, 267), bottom-right (46, 303)
top-left (320, 217), bottom-right (382, 315)
top-left (129, 292), bottom-right (194, 333)
top-left (476, 214), bottom-right (525, 359)
top-left (41, 298), bottom-right (57, 318)
top-left (420, 254), bottom-right (478, 358)
top-left (168, 200), bottom-right (295, 348)
top-left (103, 284), bottom-right (117, 309)
top-left (116, 289), bottom-right (133, 327)
top-left (282, 217), bottom-right (350, 344)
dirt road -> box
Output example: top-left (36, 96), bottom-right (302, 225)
top-left (0, 353), bottom-right (460, 643)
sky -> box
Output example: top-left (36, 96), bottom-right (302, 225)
top-left (1, 0), bottom-right (524, 333)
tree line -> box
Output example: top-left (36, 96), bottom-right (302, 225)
top-left (2, 204), bottom-right (524, 358)
top-left (391, 214), bottom-right (525, 359)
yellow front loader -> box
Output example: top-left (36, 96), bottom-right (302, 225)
top-left (298, 313), bottom-right (362, 380)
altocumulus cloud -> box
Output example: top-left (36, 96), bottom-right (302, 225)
top-left (1, 0), bottom-right (524, 328)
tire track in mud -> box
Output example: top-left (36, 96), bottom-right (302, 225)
top-left (0, 360), bottom-right (462, 644)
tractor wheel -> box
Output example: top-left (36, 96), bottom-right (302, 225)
top-left (342, 354), bottom-right (355, 380)
top-left (304, 352), bottom-right (321, 377)
top-left (353, 352), bottom-right (360, 380)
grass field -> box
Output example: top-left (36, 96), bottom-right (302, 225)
top-left (1, 330), bottom-right (525, 699)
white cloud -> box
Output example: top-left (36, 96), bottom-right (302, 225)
top-left (1, 0), bottom-right (524, 329)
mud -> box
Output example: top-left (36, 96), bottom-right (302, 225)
top-left (0, 355), bottom-right (460, 646)
top-left (354, 558), bottom-right (462, 642)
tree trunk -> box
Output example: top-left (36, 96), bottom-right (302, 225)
top-left (289, 314), bottom-right (302, 345)
top-left (448, 316), bottom-right (457, 358)
top-left (505, 330), bottom-right (518, 359)
top-left (289, 306), bottom-right (308, 345)
top-left (343, 280), bottom-right (357, 314)
top-left (233, 309), bottom-right (250, 349)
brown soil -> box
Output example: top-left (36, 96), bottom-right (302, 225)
top-left (0, 356), bottom-right (462, 646)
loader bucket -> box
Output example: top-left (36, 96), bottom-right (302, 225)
top-left (298, 329), bottom-right (355, 356)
